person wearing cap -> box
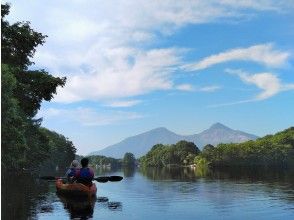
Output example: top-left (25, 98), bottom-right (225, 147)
top-left (65, 160), bottom-right (80, 183)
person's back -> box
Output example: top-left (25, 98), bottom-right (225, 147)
top-left (65, 160), bottom-right (80, 183)
top-left (75, 158), bottom-right (94, 186)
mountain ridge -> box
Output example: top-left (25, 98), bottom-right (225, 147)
top-left (89, 123), bottom-right (258, 158)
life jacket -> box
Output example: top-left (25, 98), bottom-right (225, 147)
top-left (67, 167), bottom-right (78, 177)
top-left (75, 167), bottom-right (94, 186)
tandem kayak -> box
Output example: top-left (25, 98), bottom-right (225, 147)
top-left (55, 179), bottom-right (97, 197)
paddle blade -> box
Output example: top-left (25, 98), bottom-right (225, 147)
top-left (94, 177), bottom-right (109, 183)
top-left (109, 176), bottom-right (123, 182)
top-left (94, 176), bottom-right (123, 183)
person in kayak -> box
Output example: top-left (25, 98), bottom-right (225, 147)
top-left (65, 160), bottom-right (80, 183)
top-left (75, 158), bottom-right (94, 186)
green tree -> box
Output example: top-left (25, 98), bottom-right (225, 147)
top-left (1, 3), bottom-right (46, 69)
top-left (123, 152), bottom-right (136, 167)
top-left (1, 4), bottom-right (66, 118)
top-left (39, 128), bottom-right (76, 172)
top-left (140, 141), bottom-right (200, 167)
top-left (1, 64), bottom-right (28, 169)
top-left (202, 127), bottom-right (294, 168)
top-left (1, 4), bottom-right (68, 170)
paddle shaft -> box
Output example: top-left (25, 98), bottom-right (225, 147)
top-left (40, 175), bottom-right (123, 183)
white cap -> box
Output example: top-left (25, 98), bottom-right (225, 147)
top-left (71, 160), bottom-right (79, 168)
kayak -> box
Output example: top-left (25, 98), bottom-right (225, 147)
top-left (55, 179), bottom-right (97, 197)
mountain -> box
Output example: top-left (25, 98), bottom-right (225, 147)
top-left (187, 123), bottom-right (259, 147)
top-left (90, 127), bottom-right (185, 158)
top-left (89, 123), bottom-right (258, 158)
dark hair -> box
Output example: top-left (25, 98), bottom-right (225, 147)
top-left (81, 158), bottom-right (89, 168)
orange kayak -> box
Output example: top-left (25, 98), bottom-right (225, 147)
top-left (55, 179), bottom-right (97, 197)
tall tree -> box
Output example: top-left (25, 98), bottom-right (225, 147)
top-left (1, 3), bottom-right (46, 69)
top-left (123, 152), bottom-right (136, 167)
top-left (1, 4), bottom-right (68, 170)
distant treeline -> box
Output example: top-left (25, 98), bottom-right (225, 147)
top-left (88, 152), bottom-right (136, 168)
top-left (88, 155), bottom-right (122, 168)
top-left (140, 140), bottom-right (200, 167)
top-left (1, 4), bottom-right (76, 171)
top-left (139, 127), bottom-right (294, 169)
top-left (201, 127), bottom-right (294, 168)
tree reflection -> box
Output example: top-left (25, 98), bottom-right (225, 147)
top-left (139, 166), bottom-right (294, 205)
top-left (123, 166), bottom-right (135, 177)
top-left (57, 193), bottom-right (96, 219)
top-left (1, 171), bottom-right (50, 220)
top-left (139, 166), bottom-right (197, 181)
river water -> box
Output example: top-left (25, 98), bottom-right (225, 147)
top-left (2, 167), bottom-right (294, 220)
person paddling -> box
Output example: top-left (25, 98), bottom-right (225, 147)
top-left (65, 160), bottom-right (80, 183)
top-left (75, 158), bottom-right (94, 186)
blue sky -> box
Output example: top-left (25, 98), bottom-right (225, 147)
top-left (6, 0), bottom-right (294, 155)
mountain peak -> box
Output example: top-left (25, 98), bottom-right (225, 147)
top-left (209, 123), bottom-right (230, 130)
top-left (152, 127), bottom-right (169, 131)
top-left (146, 127), bottom-right (170, 134)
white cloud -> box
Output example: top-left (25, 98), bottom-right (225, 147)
top-left (184, 44), bottom-right (290, 71)
top-left (207, 69), bottom-right (294, 107)
top-left (176, 84), bottom-right (195, 91)
top-left (37, 107), bottom-right (143, 126)
top-left (218, 0), bottom-right (290, 11)
top-left (198, 86), bottom-right (222, 92)
top-left (54, 48), bottom-right (181, 103)
top-left (207, 99), bottom-right (255, 108)
top-left (227, 68), bottom-right (294, 100)
top-left (176, 84), bottom-right (221, 92)
top-left (7, 0), bottom-right (293, 104)
top-left (104, 100), bottom-right (142, 108)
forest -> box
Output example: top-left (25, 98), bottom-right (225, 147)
top-left (1, 4), bottom-right (76, 171)
top-left (140, 140), bottom-right (200, 167)
top-left (140, 127), bottom-right (294, 169)
top-left (200, 127), bottom-right (294, 168)
top-left (88, 152), bottom-right (136, 168)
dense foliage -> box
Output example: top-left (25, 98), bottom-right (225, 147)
top-left (39, 128), bottom-right (76, 172)
top-left (123, 152), bottom-right (136, 167)
top-left (1, 4), bottom-right (75, 171)
top-left (199, 127), bottom-right (294, 168)
top-left (140, 140), bottom-right (200, 167)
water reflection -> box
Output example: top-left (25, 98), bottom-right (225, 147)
top-left (2, 167), bottom-right (294, 220)
top-left (140, 166), bottom-right (198, 181)
top-left (57, 193), bottom-right (96, 219)
top-left (123, 166), bottom-right (135, 177)
top-left (1, 171), bottom-right (51, 220)
top-left (139, 166), bottom-right (294, 206)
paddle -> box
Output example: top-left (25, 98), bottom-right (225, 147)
top-left (40, 175), bottom-right (123, 183)
top-left (95, 176), bottom-right (123, 182)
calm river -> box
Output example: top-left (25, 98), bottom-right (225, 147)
top-left (2, 167), bottom-right (294, 220)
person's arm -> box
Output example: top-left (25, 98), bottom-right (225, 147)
top-left (65, 169), bottom-right (71, 177)
top-left (89, 168), bottom-right (94, 180)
